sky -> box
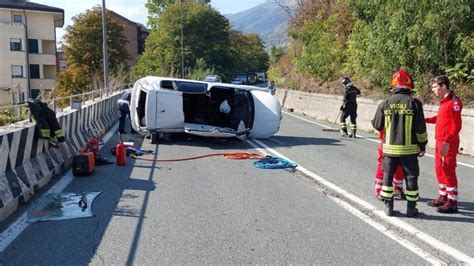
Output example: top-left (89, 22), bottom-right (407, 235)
top-left (38, 0), bottom-right (266, 43)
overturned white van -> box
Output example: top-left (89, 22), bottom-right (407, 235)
top-left (130, 76), bottom-right (281, 142)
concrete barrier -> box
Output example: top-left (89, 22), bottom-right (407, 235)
top-left (0, 93), bottom-right (121, 222)
top-left (276, 89), bottom-right (474, 156)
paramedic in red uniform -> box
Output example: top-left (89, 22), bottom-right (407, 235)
top-left (425, 75), bottom-right (463, 213)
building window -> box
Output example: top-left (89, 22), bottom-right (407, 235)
top-left (13, 15), bottom-right (22, 23)
top-left (30, 64), bottom-right (40, 79)
top-left (28, 39), bottom-right (39, 53)
top-left (10, 38), bottom-right (22, 51)
top-left (12, 65), bottom-right (23, 78)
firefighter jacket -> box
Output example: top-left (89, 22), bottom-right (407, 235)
top-left (342, 85), bottom-right (361, 111)
top-left (27, 99), bottom-right (65, 148)
top-left (425, 92), bottom-right (462, 144)
top-left (371, 88), bottom-right (428, 156)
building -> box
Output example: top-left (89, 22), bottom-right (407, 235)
top-left (0, 0), bottom-right (63, 105)
top-left (109, 10), bottom-right (149, 67)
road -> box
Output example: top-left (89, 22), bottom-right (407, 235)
top-left (1, 110), bottom-right (473, 264)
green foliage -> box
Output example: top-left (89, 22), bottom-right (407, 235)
top-left (229, 31), bottom-right (269, 74)
top-left (187, 58), bottom-right (215, 80)
top-left (0, 108), bottom-right (28, 126)
top-left (275, 0), bottom-right (473, 102)
top-left (134, 1), bottom-right (268, 82)
top-left (134, 2), bottom-right (233, 80)
top-left (57, 6), bottom-right (130, 96)
top-left (269, 45), bottom-right (284, 67)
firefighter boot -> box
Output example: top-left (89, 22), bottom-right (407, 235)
top-left (406, 201), bottom-right (418, 217)
top-left (340, 129), bottom-right (349, 137)
top-left (349, 129), bottom-right (357, 138)
top-left (427, 195), bottom-right (447, 207)
top-left (436, 199), bottom-right (458, 213)
top-left (384, 199), bottom-right (394, 216)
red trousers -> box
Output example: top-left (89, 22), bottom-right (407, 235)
top-left (434, 140), bottom-right (459, 200)
top-left (375, 143), bottom-right (404, 195)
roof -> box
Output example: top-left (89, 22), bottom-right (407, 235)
top-left (0, 0), bottom-right (64, 26)
top-left (0, 0), bottom-right (63, 13)
top-left (108, 9), bottom-right (149, 32)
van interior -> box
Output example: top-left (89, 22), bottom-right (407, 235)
top-left (183, 86), bottom-right (254, 132)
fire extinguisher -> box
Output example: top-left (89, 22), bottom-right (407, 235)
top-left (116, 132), bottom-right (126, 166)
top-left (88, 128), bottom-right (100, 156)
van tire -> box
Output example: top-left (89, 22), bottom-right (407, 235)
top-left (150, 133), bottom-right (158, 144)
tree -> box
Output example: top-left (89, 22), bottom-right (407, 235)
top-left (134, 1), bottom-right (269, 82)
top-left (56, 6), bottom-right (130, 95)
top-left (229, 31), bottom-right (269, 73)
top-left (134, 2), bottom-right (233, 80)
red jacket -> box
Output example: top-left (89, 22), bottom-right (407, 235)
top-left (425, 92), bottom-right (462, 144)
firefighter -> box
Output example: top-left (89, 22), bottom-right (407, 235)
top-left (371, 69), bottom-right (428, 217)
top-left (425, 75), bottom-right (463, 213)
top-left (375, 130), bottom-right (405, 201)
top-left (339, 77), bottom-right (361, 138)
top-left (117, 89), bottom-right (135, 134)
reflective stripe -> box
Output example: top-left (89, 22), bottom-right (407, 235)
top-left (405, 190), bottom-right (419, 202)
top-left (405, 115), bottom-right (412, 145)
top-left (117, 99), bottom-right (130, 105)
top-left (438, 184), bottom-right (446, 189)
top-left (438, 190), bottom-right (447, 195)
top-left (416, 132), bottom-right (428, 143)
top-left (384, 116), bottom-right (391, 145)
top-left (446, 187), bottom-right (457, 192)
top-left (381, 185), bottom-right (394, 198)
top-left (40, 129), bottom-right (50, 138)
top-left (383, 144), bottom-right (420, 156)
top-left (350, 124), bottom-right (357, 129)
top-left (55, 129), bottom-right (64, 137)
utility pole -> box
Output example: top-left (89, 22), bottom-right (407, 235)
top-left (101, 0), bottom-right (109, 95)
top-left (180, 0), bottom-right (185, 78)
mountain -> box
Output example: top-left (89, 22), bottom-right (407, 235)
top-left (225, 0), bottom-right (296, 49)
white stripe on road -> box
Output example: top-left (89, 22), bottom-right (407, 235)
top-left (283, 110), bottom-right (474, 169)
top-left (0, 124), bottom-right (118, 253)
top-left (247, 138), bottom-right (474, 265)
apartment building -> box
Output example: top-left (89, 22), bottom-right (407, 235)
top-left (0, 0), bottom-right (63, 105)
top-left (109, 10), bottom-right (149, 67)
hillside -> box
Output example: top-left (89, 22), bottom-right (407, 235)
top-left (225, 0), bottom-right (296, 48)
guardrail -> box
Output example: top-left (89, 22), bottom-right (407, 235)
top-left (0, 84), bottom-right (133, 126)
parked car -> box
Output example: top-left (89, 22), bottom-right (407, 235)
top-left (204, 75), bottom-right (221, 83)
top-left (236, 72), bottom-right (259, 85)
top-left (130, 76), bottom-right (281, 141)
top-left (231, 78), bottom-right (243, 85)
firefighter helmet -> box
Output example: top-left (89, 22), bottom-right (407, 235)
top-left (390, 69), bottom-right (413, 90)
top-left (341, 77), bottom-right (351, 86)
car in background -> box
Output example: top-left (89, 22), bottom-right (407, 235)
top-left (236, 72), bottom-right (259, 85)
top-left (231, 78), bottom-right (243, 85)
top-left (130, 76), bottom-right (281, 142)
top-left (204, 75), bottom-right (221, 83)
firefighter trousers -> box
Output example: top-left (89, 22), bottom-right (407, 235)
top-left (381, 155), bottom-right (419, 202)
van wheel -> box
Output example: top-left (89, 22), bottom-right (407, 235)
top-left (150, 133), bottom-right (158, 144)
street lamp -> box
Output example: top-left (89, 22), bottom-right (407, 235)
top-left (180, 0), bottom-right (184, 78)
top-left (101, 0), bottom-right (109, 95)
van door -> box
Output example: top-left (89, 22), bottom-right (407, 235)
top-left (146, 89), bottom-right (185, 130)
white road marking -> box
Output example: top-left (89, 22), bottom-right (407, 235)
top-left (0, 125), bottom-right (118, 253)
top-left (247, 138), bottom-right (474, 265)
top-left (283, 110), bottom-right (474, 169)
